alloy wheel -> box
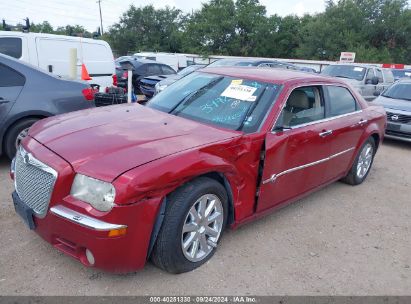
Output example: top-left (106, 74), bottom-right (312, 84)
top-left (181, 194), bottom-right (224, 262)
top-left (356, 143), bottom-right (374, 179)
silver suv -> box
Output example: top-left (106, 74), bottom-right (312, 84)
top-left (321, 64), bottom-right (395, 101)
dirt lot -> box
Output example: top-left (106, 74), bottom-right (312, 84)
top-left (0, 139), bottom-right (410, 296)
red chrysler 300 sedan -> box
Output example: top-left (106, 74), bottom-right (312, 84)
top-left (10, 67), bottom-right (386, 273)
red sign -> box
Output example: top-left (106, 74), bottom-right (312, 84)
top-left (382, 63), bottom-right (405, 69)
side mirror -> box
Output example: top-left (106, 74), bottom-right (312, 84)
top-left (373, 91), bottom-right (381, 97)
top-left (371, 76), bottom-right (379, 85)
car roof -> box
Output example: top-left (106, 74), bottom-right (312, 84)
top-left (200, 66), bottom-right (339, 85)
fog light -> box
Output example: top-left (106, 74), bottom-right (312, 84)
top-left (85, 249), bottom-right (95, 265)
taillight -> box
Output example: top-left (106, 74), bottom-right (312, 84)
top-left (82, 87), bottom-right (95, 101)
top-left (112, 74), bottom-right (118, 87)
top-left (122, 71), bottom-right (128, 79)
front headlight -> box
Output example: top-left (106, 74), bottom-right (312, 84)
top-left (155, 83), bottom-right (168, 93)
top-left (70, 174), bottom-right (116, 212)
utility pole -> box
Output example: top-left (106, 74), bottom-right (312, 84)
top-left (97, 0), bottom-right (103, 35)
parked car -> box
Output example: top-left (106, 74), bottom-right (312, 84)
top-left (133, 52), bottom-right (187, 71)
top-left (391, 68), bottom-right (411, 81)
top-left (140, 64), bottom-right (205, 97)
top-left (116, 59), bottom-right (176, 94)
top-left (10, 67), bottom-right (386, 274)
top-left (373, 79), bottom-right (411, 142)
top-left (0, 31), bottom-right (115, 92)
top-left (0, 53), bottom-right (95, 159)
top-left (321, 64), bottom-right (395, 101)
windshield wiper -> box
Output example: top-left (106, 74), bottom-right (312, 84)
top-left (169, 77), bottom-right (224, 115)
top-left (236, 86), bottom-right (268, 131)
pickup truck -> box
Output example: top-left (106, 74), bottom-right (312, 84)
top-left (321, 64), bottom-right (395, 101)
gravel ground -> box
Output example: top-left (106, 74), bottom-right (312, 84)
top-left (0, 139), bottom-right (410, 296)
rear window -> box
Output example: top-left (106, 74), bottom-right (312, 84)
top-left (0, 37), bottom-right (22, 59)
top-left (0, 64), bottom-right (25, 87)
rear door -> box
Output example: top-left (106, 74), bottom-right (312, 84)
top-left (0, 63), bottom-right (26, 124)
top-left (257, 85), bottom-right (333, 212)
top-left (322, 85), bottom-right (365, 181)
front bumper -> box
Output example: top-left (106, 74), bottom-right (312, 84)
top-left (385, 119), bottom-right (411, 143)
top-left (12, 138), bottom-right (163, 273)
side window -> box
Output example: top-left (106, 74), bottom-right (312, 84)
top-left (146, 64), bottom-right (162, 75)
top-left (365, 68), bottom-right (375, 82)
top-left (161, 65), bottom-right (175, 75)
top-left (276, 86), bottom-right (325, 127)
top-left (0, 38), bottom-right (22, 59)
top-left (326, 86), bottom-right (358, 117)
top-left (375, 69), bottom-right (384, 83)
top-left (0, 64), bottom-right (25, 87)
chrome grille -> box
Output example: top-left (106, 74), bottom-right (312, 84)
top-left (14, 147), bottom-right (57, 218)
top-left (386, 112), bottom-right (411, 124)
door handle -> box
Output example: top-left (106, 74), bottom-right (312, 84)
top-left (356, 119), bottom-right (368, 126)
top-left (0, 98), bottom-right (10, 104)
top-left (319, 130), bottom-right (333, 137)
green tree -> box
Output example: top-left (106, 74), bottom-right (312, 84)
top-left (106, 5), bottom-right (184, 55)
top-left (182, 0), bottom-right (236, 55)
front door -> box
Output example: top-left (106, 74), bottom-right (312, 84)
top-left (257, 86), bottom-right (333, 212)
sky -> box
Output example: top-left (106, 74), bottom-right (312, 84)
top-left (1, 0), bottom-right (326, 32)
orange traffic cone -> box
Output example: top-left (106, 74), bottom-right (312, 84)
top-left (81, 64), bottom-right (92, 80)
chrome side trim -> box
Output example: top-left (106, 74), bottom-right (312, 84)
top-left (262, 147), bottom-right (355, 185)
top-left (50, 205), bottom-right (127, 231)
top-left (271, 110), bottom-right (363, 133)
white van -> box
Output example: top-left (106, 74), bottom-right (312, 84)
top-left (133, 52), bottom-right (187, 71)
top-left (0, 31), bottom-right (115, 91)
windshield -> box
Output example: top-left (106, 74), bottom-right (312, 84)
top-left (382, 83), bottom-right (411, 101)
top-left (321, 65), bottom-right (366, 81)
top-left (147, 72), bottom-right (281, 132)
top-left (392, 69), bottom-right (411, 79)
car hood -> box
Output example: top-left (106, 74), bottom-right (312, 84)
top-left (373, 95), bottom-right (411, 112)
top-left (29, 104), bottom-right (242, 182)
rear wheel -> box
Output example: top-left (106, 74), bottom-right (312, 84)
top-left (341, 137), bottom-right (376, 185)
top-left (151, 177), bottom-right (228, 273)
top-left (4, 118), bottom-right (39, 159)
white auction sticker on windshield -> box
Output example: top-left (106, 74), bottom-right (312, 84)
top-left (221, 84), bottom-right (257, 101)
top-left (354, 67), bottom-right (364, 72)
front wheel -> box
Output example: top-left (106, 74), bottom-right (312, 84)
top-left (151, 177), bottom-right (228, 273)
top-left (341, 137), bottom-right (376, 185)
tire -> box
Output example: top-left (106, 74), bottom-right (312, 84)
top-left (4, 118), bottom-right (39, 159)
top-left (151, 177), bottom-right (228, 274)
top-left (341, 137), bottom-right (376, 185)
